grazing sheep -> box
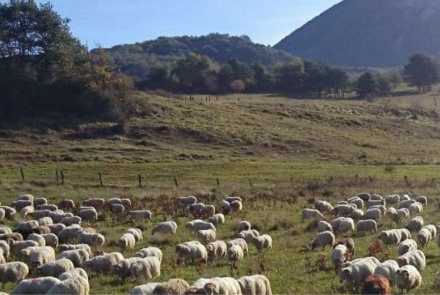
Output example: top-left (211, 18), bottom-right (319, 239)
top-left (395, 265), bottom-right (422, 293)
top-left (35, 198), bottom-right (48, 207)
top-left (38, 204), bottom-right (58, 211)
top-left (238, 229), bottom-right (260, 243)
top-left (152, 221), bottom-right (177, 235)
top-left (317, 221), bottom-right (332, 233)
top-left (11, 200), bottom-right (33, 210)
top-left (361, 274), bottom-right (391, 295)
top-left (0, 225), bottom-right (11, 235)
top-left (416, 227), bottom-right (432, 248)
top-left (48, 223), bottom-right (66, 235)
top-left (400, 194), bottom-right (411, 201)
top-left (0, 233), bottom-right (23, 242)
top-left (226, 238), bottom-right (249, 256)
top-left (371, 194), bottom-right (383, 201)
top-left (237, 274), bottom-right (272, 295)
top-left (0, 208), bottom-right (5, 221)
top-left (134, 247), bottom-right (163, 263)
top-left (315, 200), bottom-right (334, 213)
top-left (334, 238), bottom-right (356, 256)
top-left (60, 216), bottom-right (82, 226)
top-left (397, 250), bottom-right (426, 271)
top-left (348, 197), bottom-right (364, 209)
top-left (367, 199), bottom-right (385, 208)
top-left (188, 203), bottom-right (205, 217)
top-left (179, 196), bottom-right (197, 208)
top-left (209, 213), bottom-right (225, 227)
top-left (398, 200), bottom-right (416, 209)
top-left (82, 198), bottom-right (105, 209)
top-left (77, 231), bottom-right (105, 247)
top-left (333, 217), bottom-right (355, 235)
top-left (27, 233), bottom-right (46, 246)
top-left (374, 260), bottom-right (399, 285)
top-left (126, 228), bottom-right (143, 242)
top-left (9, 240), bottom-right (39, 257)
top-left (398, 239), bottom-right (418, 256)
top-left (391, 208), bottom-right (410, 223)
top-left (152, 278), bottom-right (190, 295)
top-left (0, 206), bottom-right (16, 219)
top-left (225, 196), bottom-right (242, 203)
top-left (356, 219), bottom-right (378, 234)
top-left (332, 205), bottom-right (355, 217)
top-left (176, 241), bottom-right (208, 264)
top-left (302, 209), bottom-right (324, 221)
top-left (415, 196), bottom-right (427, 206)
top-left (350, 209), bottom-right (365, 220)
top-left (41, 233), bottom-right (59, 248)
top-left (186, 220), bottom-right (216, 232)
top-left (331, 244), bottom-right (348, 270)
top-left (113, 257), bottom-right (144, 281)
top-left (130, 283), bottom-right (161, 295)
top-left (37, 216), bottom-right (53, 226)
top-left (250, 234), bottom-right (272, 252)
top-left (46, 276), bottom-right (89, 295)
top-left (58, 267), bottom-right (88, 281)
top-left (424, 224), bottom-right (437, 237)
top-left (17, 194), bottom-right (34, 202)
top-left (227, 244), bottom-right (244, 270)
top-left (310, 231), bottom-right (335, 251)
top-left (130, 210), bottom-right (152, 222)
top-left (58, 248), bottom-right (90, 267)
top-left (119, 233), bottom-right (136, 250)
top-left (235, 221), bottom-right (251, 234)
top-left (230, 201), bottom-right (243, 213)
top-left (206, 241), bottom-right (227, 262)
top-left (130, 256), bottom-right (161, 282)
top-left (110, 203), bottom-right (125, 214)
top-left (81, 252), bottom-right (124, 274)
top-left (15, 220), bottom-right (39, 233)
top-left (58, 243), bottom-right (92, 256)
top-left (58, 224), bottom-right (82, 243)
top-left (20, 205), bottom-right (34, 218)
top-left (385, 194), bottom-right (400, 205)
top-left (406, 216), bottom-right (424, 232)
top-left (408, 202), bottom-right (423, 216)
top-left (339, 257), bottom-right (381, 292)
top-left (220, 200), bottom-right (232, 214)
top-left (32, 209), bottom-right (51, 220)
top-left (196, 229), bottom-right (216, 244)
top-left (78, 208), bottom-right (98, 222)
top-left (36, 258), bottom-right (75, 277)
top-left (0, 261), bottom-right (29, 288)
top-left (50, 211), bottom-right (74, 224)
top-left (201, 205), bottom-right (216, 218)
top-left (58, 199), bottom-right (75, 211)
top-left (21, 246), bottom-right (56, 268)
top-left (202, 277), bottom-right (243, 295)
top-left (10, 276), bottom-right (61, 295)
top-left (379, 230), bottom-right (402, 246)
top-left (364, 208), bottom-right (382, 221)
top-left (397, 228), bottom-right (412, 241)
top-left (357, 193), bottom-right (371, 202)
top-left (0, 240), bottom-right (10, 258)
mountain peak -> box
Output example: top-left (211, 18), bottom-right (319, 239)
top-left (275, 0), bottom-right (440, 67)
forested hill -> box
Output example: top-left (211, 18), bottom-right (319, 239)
top-left (101, 34), bottom-right (296, 81)
top-left (275, 0), bottom-right (440, 67)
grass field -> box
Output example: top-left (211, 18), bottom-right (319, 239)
top-left (1, 92), bottom-right (440, 294)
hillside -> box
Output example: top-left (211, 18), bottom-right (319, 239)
top-left (102, 34), bottom-right (296, 81)
top-left (275, 0), bottom-right (440, 67)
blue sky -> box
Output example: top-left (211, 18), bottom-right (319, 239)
top-left (30, 0), bottom-right (342, 48)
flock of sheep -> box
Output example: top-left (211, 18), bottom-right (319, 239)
top-left (303, 192), bottom-right (440, 294)
top-left (0, 194), bottom-right (273, 295)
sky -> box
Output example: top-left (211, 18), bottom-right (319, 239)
top-left (28, 0), bottom-right (343, 48)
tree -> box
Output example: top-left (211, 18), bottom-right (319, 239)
top-left (274, 61), bottom-right (305, 95)
top-left (250, 61), bottom-right (274, 92)
top-left (326, 68), bottom-right (349, 98)
top-left (355, 72), bottom-right (377, 97)
top-left (404, 54), bottom-right (439, 92)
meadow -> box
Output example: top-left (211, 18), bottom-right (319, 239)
top-left (1, 92), bottom-right (440, 294)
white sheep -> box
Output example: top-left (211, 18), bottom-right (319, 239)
top-left (332, 205), bottom-right (355, 217)
top-left (41, 233), bottom-right (58, 248)
top-left (227, 244), bottom-right (244, 270)
top-left (235, 220), bottom-right (251, 234)
top-left (149, 221), bottom-right (176, 236)
top-left (237, 274), bottom-right (272, 295)
top-left (314, 200), bottom-right (334, 213)
top-left (339, 257), bottom-right (380, 292)
top-left (406, 216), bottom-right (424, 232)
top-left (58, 224), bottom-right (82, 243)
top-left (113, 257), bottom-right (144, 280)
top-left (186, 219), bottom-right (216, 232)
top-left (58, 267), bottom-right (89, 281)
top-left (27, 233), bottom-right (46, 246)
top-left (203, 277), bottom-right (243, 295)
top-left (12, 200), bottom-right (33, 210)
top-left (397, 228), bottom-right (412, 241)
top-left (399, 199), bottom-right (417, 209)
top-left (356, 219), bottom-right (377, 234)
top-left (129, 210), bottom-right (152, 222)
top-left (237, 229), bottom-right (260, 242)
top-left (9, 240), bottom-right (39, 257)
top-left (36, 258), bottom-right (75, 277)
top-left (0, 240), bottom-right (10, 258)
top-left (310, 231), bottom-right (335, 250)
top-left (179, 196), bottom-right (197, 208)
top-left (126, 228), bottom-right (143, 242)
top-left (58, 243), bottom-right (92, 256)
top-left (201, 205), bottom-right (216, 217)
top-left (119, 233), bottom-right (136, 250)
top-left (10, 276), bottom-right (61, 295)
top-left (371, 194), bottom-right (383, 201)
top-left (400, 194), bottom-right (411, 201)
top-left (395, 265), bottom-right (422, 293)
top-left (130, 283), bottom-right (160, 295)
top-left (20, 205), bottom-right (34, 218)
top-left (364, 208), bottom-right (381, 220)
top-left (424, 224), bottom-right (437, 237)
top-left (152, 278), bottom-right (190, 295)
top-left (397, 250), bottom-right (426, 271)
top-left (46, 276), bottom-right (89, 295)
top-left (175, 241), bottom-right (208, 264)
top-left (385, 194), bottom-right (400, 204)
top-left (58, 199), bottom-right (76, 211)
top-left (196, 229), bottom-right (216, 244)
top-left (48, 223), bottom-right (66, 235)
top-left (81, 252), bottom-right (124, 274)
top-left (350, 209), bottom-right (364, 220)
top-left (226, 238), bottom-right (249, 256)
top-left (230, 200), bottom-right (243, 212)
top-left (379, 230), bottom-right (402, 245)
top-left (17, 194), bottom-right (34, 202)
top-left (416, 227), bottom-right (432, 248)
top-left (130, 256), bottom-right (161, 282)
top-left (206, 240), bottom-right (227, 262)
top-left (0, 261), bottom-right (29, 288)
top-left (367, 199), bottom-right (385, 208)
top-left (415, 196), bottom-right (427, 206)
top-left (250, 234), bottom-right (272, 252)
top-left (331, 244), bottom-right (348, 269)
top-left (397, 239), bottom-right (418, 256)
top-left (37, 216), bottom-right (53, 226)
top-left (408, 202), bottom-right (423, 216)
top-left (0, 206), bottom-right (16, 219)
top-left (315, 221), bottom-right (332, 233)
top-left (60, 216), bottom-right (82, 226)
top-left (21, 246), bottom-right (56, 268)
top-left (332, 217), bottom-right (354, 235)
top-left (134, 247), bottom-right (163, 263)
top-left (78, 208), bottom-right (98, 222)
top-left (374, 260), bottom-right (399, 285)
top-left (209, 213), bottom-right (225, 227)
top-left (82, 198), bottom-right (105, 208)
top-left (77, 230), bottom-right (105, 247)
top-left (58, 248), bottom-right (90, 267)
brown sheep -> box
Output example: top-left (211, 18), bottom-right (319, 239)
top-left (361, 274), bottom-right (391, 295)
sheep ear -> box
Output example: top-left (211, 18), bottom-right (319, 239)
top-left (342, 268), bottom-right (351, 275)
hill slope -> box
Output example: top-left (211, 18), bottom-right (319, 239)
top-left (275, 0), bottom-right (440, 67)
top-left (102, 34), bottom-right (296, 81)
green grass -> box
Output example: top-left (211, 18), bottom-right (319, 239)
top-left (1, 92), bottom-right (440, 293)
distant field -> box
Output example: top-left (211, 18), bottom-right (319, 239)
top-left (1, 92), bottom-right (440, 294)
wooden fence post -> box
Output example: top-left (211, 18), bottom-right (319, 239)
top-left (56, 169), bottom-right (59, 184)
top-left (216, 178), bottom-right (220, 186)
top-left (174, 176), bottom-right (179, 188)
top-left (99, 172), bottom-right (103, 187)
top-left (61, 170), bottom-right (65, 185)
top-left (20, 166), bottom-right (25, 182)
top-left (138, 174), bottom-right (142, 187)
top-left (248, 178), bottom-right (253, 188)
